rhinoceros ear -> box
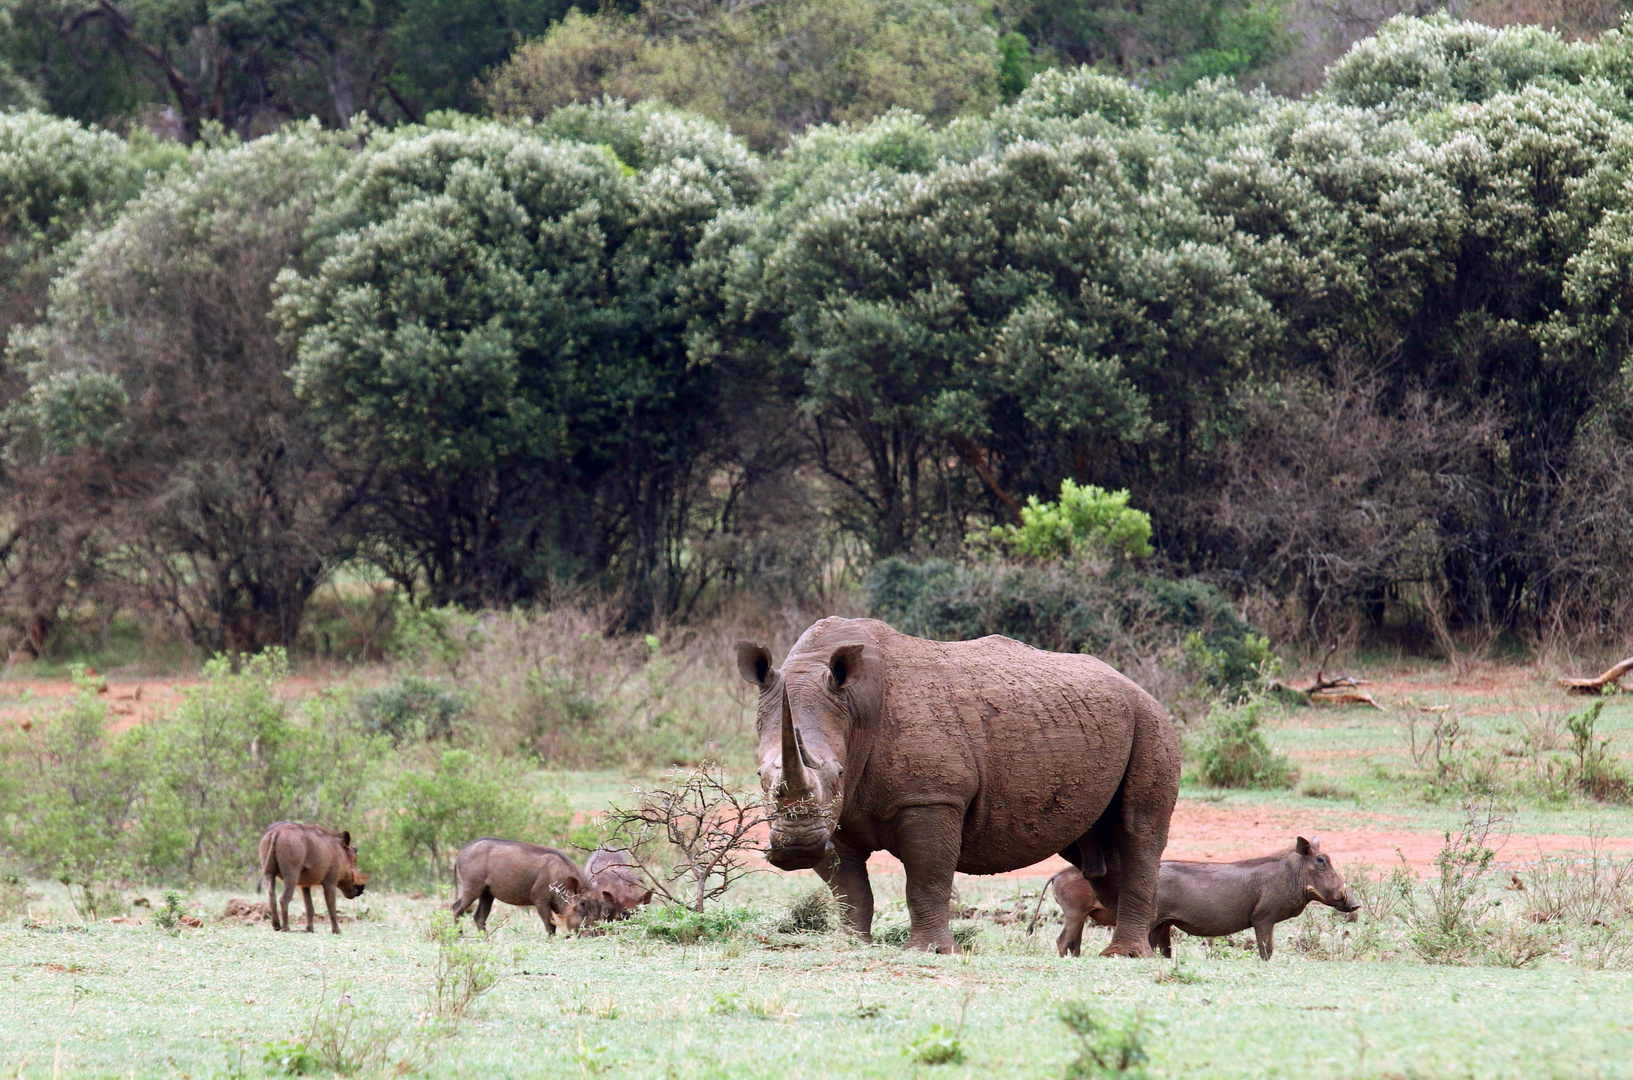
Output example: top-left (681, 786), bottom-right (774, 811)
top-left (828, 644), bottom-right (864, 690)
top-left (737, 641), bottom-right (775, 687)
top-left (1295, 836), bottom-right (1312, 856)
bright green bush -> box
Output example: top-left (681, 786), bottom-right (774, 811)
top-left (985, 480), bottom-right (1153, 560)
top-left (1194, 697), bottom-right (1297, 789)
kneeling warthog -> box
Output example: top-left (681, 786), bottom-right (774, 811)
top-left (259, 822), bottom-right (368, 934)
top-left (451, 839), bottom-right (602, 934)
top-left (586, 848), bottom-right (653, 919)
top-left (1051, 835), bottom-right (1358, 960)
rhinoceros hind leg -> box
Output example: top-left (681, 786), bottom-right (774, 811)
top-left (817, 837), bottom-right (875, 940)
top-left (1100, 711), bottom-right (1178, 958)
top-left (896, 804), bottom-right (961, 953)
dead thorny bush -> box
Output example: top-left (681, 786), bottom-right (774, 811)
top-left (607, 763), bottom-right (768, 912)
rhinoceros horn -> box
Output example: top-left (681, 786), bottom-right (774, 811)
top-left (779, 684), bottom-right (811, 803)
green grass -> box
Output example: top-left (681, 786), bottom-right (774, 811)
top-left (5, 885), bottom-right (1633, 1079)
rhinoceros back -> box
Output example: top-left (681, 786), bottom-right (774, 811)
top-left (796, 618), bottom-right (1170, 875)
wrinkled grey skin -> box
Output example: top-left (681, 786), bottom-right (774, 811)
top-left (738, 617), bottom-right (1179, 955)
top-left (450, 838), bottom-right (600, 934)
top-left (1053, 836), bottom-right (1360, 960)
top-left (586, 847), bottom-right (653, 919)
top-left (259, 821), bottom-right (368, 934)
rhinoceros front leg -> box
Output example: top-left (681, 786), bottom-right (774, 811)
top-left (818, 837), bottom-right (875, 940)
top-left (896, 804), bottom-right (961, 953)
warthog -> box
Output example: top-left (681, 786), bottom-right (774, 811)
top-left (450, 838), bottom-right (602, 934)
top-left (259, 822), bottom-right (368, 934)
top-left (586, 848), bottom-right (653, 919)
top-left (1050, 836), bottom-right (1359, 960)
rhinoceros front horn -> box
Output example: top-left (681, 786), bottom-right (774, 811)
top-left (779, 685), bottom-right (811, 803)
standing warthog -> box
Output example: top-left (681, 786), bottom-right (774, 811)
top-left (737, 617), bottom-right (1180, 955)
top-left (450, 839), bottom-right (601, 934)
top-left (586, 848), bottom-right (653, 919)
top-left (1051, 835), bottom-right (1360, 959)
top-left (259, 822), bottom-right (368, 934)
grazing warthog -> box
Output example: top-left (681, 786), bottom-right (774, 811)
top-left (737, 617), bottom-right (1180, 955)
top-left (1051, 836), bottom-right (1360, 959)
top-left (450, 839), bottom-right (601, 934)
top-left (259, 822), bottom-right (368, 934)
top-left (586, 848), bottom-right (653, 919)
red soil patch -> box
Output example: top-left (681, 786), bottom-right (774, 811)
top-left (0, 672), bottom-right (348, 733)
top-left (847, 796), bottom-right (1633, 881)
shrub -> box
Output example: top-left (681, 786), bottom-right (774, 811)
top-left (1060, 1002), bottom-right (1149, 1078)
top-left (904, 1024), bottom-right (964, 1066)
top-left (983, 480), bottom-right (1154, 561)
top-left (135, 651), bottom-right (386, 886)
top-left (1, 669), bottom-right (142, 919)
top-left (621, 904), bottom-right (758, 944)
top-left (865, 557), bottom-right (1271, 700)
top-left (372, 749), bottom-right (566, 888)
top-left (1563, 700), bottom-right (1631, 803)
top-left (356, 677), bottom-right (465, 745)
top-left (776, 886), bottom-right (838, 933)
top-left (1194, 697), bottom-right (1297, 789)
top-left (1397, 807), bottom-right (1499, 963)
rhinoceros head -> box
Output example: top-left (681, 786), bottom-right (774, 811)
top-left (737, 640), bottom-right (861, 871)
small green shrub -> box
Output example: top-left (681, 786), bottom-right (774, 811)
top-left (982, 480), bottom-right (1153, 561)
top-left (355, 677), bottom-right (465, 744)
top-left (904, 1024), bottom-right (965, 1066)
top-left (1563, 700), bottom-right (1631, 802)
top-left (1195, 698), bottom-right (1297, 789)
top-left (1060, 1002), bottom-right (1149, 1078)
top-left (1398, 810), bottom-right (1498, 963)
top-left (621, 904), bottom-right (757, 944)
top-left (425, 911), bottom-right (498, 1019)
top-left (153, 890), bottom-right (184, 936)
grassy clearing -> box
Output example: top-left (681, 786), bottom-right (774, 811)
top-left (6, 881), bottom-right (1633, 1079)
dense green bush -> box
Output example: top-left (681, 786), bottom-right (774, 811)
top-left (866, 556), bottom-right (1269, 698)
top-left (1194, 697), bottom-right (1297, 789)
top-left (356, 677), bottom-right (466, 745)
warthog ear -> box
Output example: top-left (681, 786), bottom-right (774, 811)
top-left (602, 889), bottom-right (616, 904)
top-left (640, 889), bottom-right (653, 904)
top-left (341, 830), bottom-right (351, 847)
top-left (565, 875), bottom-right (584, 895)
top-left (1295, 836), bottom-right (1313, 856)
top-left (737, 641), bottom-right (774, 687)
top-left (828, 644), bottom-right (864, 691)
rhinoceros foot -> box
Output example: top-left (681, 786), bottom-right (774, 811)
top-left (1099, 940), bottom-right (1155, 959)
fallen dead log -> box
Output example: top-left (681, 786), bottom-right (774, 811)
top-left (1269, 645), bottom-right (1383, 709)
top-left (1558, 657), bottom-right (1633, 695)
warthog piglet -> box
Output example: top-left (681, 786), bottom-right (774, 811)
top-left (586, 848), bottom-right (654, 919)
top-left (451, 838), bottom-right (603, 934)
top-left (259, 821), bottom-right (368, 934)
